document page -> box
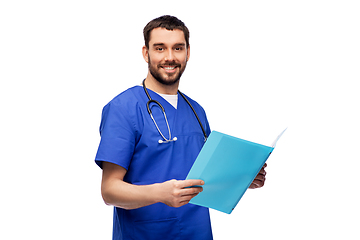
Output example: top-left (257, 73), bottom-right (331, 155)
top-left (271, 128), bottom-right (287, 147)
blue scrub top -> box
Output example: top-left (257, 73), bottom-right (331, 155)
top-left (95, 86), bottom-right (213, 240)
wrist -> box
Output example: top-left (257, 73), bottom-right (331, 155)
top-left (149, 182), bottom-right (163, 204)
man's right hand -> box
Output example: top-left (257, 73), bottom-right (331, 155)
top-left (155, 179), bottom-right (204, 208)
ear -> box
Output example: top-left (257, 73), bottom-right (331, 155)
top-left (142, 45), bottom-right (149, 63)
top-left (186, 44), bottom-right (190, 62)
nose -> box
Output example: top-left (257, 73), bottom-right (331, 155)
top-left (164, 49), bottom-right (174, 62)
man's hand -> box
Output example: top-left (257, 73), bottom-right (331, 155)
top-left (156, 179), bottom-right (204, 208)
top-left (249, 163), bottom-right (267, 189)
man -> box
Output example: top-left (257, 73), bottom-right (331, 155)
top-left (95, 15), bottom-right (267, 240)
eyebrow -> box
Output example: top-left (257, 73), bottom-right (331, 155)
top-left (152, 43), bottom-right (165, 47)
top-left (152, 43), bottom-right (186, 47)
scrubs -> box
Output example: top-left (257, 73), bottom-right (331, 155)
top-left (95, 86), bottom-right (213, 240)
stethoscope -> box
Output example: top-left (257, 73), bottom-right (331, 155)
top-left (143, 80), bottom-right (207, 144)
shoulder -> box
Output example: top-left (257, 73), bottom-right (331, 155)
top-left (99, 86), bottom-right (145, 136)
top-left (100, 86), bottom-right (144, 124)
top-left (107, 86), bottom-right (143, 107)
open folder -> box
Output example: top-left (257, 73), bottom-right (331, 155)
top-left (186, 129), bottom-right (286, 214)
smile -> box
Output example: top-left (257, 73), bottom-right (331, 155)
top-left (161, 65), bottom-right (179, 73)
top-left (163, 66), bottom-right (176, 70)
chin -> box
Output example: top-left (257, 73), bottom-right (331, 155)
top-left (151, 72), bottom-right (181, 86)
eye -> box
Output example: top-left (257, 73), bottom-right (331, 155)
top-left (156, 47), bottom-right (164, 51)
top-left (175, 47), bottom-right (183, 51)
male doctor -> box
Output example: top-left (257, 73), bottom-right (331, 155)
top-left (95, 15), bottom-right (267, 240)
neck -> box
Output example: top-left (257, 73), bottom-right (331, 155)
top-left (144, 72), bottom-right (179, 95)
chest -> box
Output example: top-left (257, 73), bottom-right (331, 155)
top-left (125, 97), bottom-right (206, 184)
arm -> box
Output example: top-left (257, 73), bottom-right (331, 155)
top-left (101, 162), bottom-right (204, 210)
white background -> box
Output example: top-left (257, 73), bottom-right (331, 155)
top-left (1, 1), bottom-right (359, 239)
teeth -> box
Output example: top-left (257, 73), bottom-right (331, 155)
top-left (163, 66), bottom-right (175, 70)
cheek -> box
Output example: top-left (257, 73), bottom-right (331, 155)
top-left (149, 55), bottom-right (162, 66)
top-left (180, 53), bottom-right (189, 63)
top-left (181, 56), bottom-right (189, 66)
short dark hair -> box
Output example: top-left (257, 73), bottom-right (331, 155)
top-left (143, 15), bottom-right (190, 49)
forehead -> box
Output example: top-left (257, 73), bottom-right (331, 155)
top-left (149, 27), bottom-right (186, 46)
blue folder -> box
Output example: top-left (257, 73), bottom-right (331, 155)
top-left (186, 130), bottom-right (285, 214)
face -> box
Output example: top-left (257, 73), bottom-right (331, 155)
top-left (143, 28), bottom-right (190, 86)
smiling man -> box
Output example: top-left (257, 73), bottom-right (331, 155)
top-left (144, 27), bottom-right (189, 88)
top-left (142, 20), bottom-right (190, 94)
top-left (95, 15), bottom-right (267, 240)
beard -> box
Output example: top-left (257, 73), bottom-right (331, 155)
top-left (148, 54), bottom-right (187, 86)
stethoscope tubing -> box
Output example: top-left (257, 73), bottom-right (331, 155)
top-left (142, 80), bottom-right (207, 143)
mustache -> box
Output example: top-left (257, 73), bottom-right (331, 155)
top-left (158, 61), bottom-right (181, 67)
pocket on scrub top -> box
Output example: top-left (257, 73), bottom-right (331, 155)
top-left (133, 217), bottom-right (181, 240)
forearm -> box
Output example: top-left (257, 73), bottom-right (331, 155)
top-left (100, 162), bottom-right (204, 210)
top-left (101, 179), bottom-right (161, 210)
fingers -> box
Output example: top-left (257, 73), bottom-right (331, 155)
top-left (249, 178), bottom-right (265, 188)
top-left (175, 179), bottom-right (204, 197)
top-left (177, 179), bottom-right (204, 189)
top-left (177, 188), bottom-right (202, 206)
top-left (180, 185), bottom-right (203, 197)
top-left (163, 179), bottom-right (204, 208)
top-left (258, 163), bottom-right (267, 176)
top-left (249, 164), bottom-right (267, 189)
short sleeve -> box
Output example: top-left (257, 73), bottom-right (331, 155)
top-left (95, 101), bottom-right (136, 169)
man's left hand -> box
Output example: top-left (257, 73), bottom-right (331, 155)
top-left (249, 163), bottom-right (267, 189)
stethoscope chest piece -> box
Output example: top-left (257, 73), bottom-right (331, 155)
top-left (158, 137), bottom-right (177, 144)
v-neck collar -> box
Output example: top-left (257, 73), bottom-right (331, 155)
top-left (142, 86), bottom-right (179, 111)
top-left (157, 93), bottom-right (178, 109)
